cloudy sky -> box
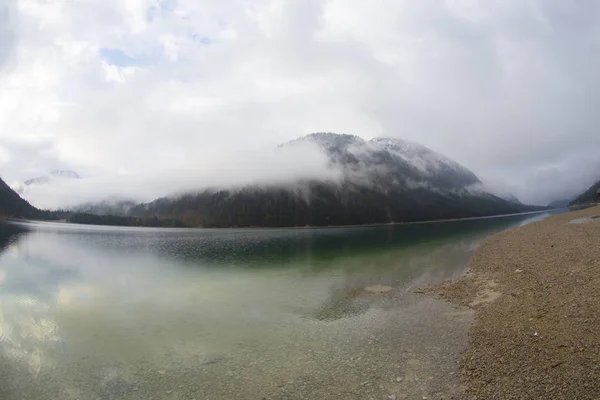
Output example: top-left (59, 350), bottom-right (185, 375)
top-left (1, 0), bottom-right (600, 207)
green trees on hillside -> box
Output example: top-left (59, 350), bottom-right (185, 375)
top-left (67, 213), bottom-right (187, 227)
top-left (130, 182), bottom-right (526, 228)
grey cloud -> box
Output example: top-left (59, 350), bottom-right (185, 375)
top-left (348, 0), bottom-right (600, 204)
top-left (0, 136), bottom-right (66, 182)
top-left (0, 0), bottom-right (17, 70)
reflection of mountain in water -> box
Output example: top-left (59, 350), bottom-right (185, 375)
top-left (0, 223), bottom-right (28, 253)
top-left (0, 223), bottom-right (53, 400)
top-left (108, 213), bottom-right (547, 268)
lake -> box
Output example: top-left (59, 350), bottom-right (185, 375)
top-left (0, 211), bottom-right (561, 399)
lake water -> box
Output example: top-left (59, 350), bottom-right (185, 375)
top-left (0, 211), bottom-right (561, 399)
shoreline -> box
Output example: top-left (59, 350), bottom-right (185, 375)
top-left (2, 208), bottom-right (564, 231)
top-left (425, 204), bottom-right (600, 399)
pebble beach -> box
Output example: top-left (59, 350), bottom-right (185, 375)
top-left (427, 205), bottom-right (600, 399)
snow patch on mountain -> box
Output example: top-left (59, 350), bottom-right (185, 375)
top-left (369, 137), bottom-right (468, 176)
top-left (24, 170), bottom-right (81, 187)
top-left (17, 170), bottom-right (82, 196)
top-left (287, 133), bottom-right (480, 191)
top-left (24, 176), bottom-right (50, 186)
top-left (50, 170), bottom-right (81, 179)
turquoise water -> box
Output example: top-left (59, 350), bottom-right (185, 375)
top-left (0, 211), bottom-right (561, 399)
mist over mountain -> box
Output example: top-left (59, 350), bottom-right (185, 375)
top-left (571, 178), bottom-right (600, 205)
top-left (0, 176), bottom-right (188, 228)
top-left (24, 170), bottom-right (81, 186)
top-left (18, 169), bottom-right (82, 194)
top-left (285, 133), bottom-right (481, 190)
top-left (129, 133), bottom-right (537, 227)
top-left (547, 198), bottom-right (572, 209)
top-left (1, 133), bottom-right (549, 228)
top-left (73, 199), bottom-right (138, 216)
top-left (14, 141), bottom-right (338, 210)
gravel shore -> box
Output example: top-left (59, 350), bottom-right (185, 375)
top-left (426, 205), bottom-right (600, 399)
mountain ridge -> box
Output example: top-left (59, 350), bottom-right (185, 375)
top-left (23, 169), bottom-right (81, 187)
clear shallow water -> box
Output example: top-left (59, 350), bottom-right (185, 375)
top-left (0, 211), bottom-right (562, 399)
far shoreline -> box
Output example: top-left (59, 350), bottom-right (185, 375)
top-left (1, 207), bottom-right (577, 231)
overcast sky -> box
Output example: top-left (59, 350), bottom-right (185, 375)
top-left (1, 0), bottom-right (600, 207)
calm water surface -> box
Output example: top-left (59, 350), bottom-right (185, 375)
top-left (0, 211), bottom-right (562, 399)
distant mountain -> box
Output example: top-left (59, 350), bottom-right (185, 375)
top-left (547, 198), bottom-right (572, 208)
top-left (0, 177), bottom-right (39, 217)
top-left (50, 170), bottom-right (80, 179)
top-left (24, 169), bottom-right (80, 187)
top-left (570, 179), bottom-right (600, 205)
top-left (24, 176), bottom-right (50, 186)
top-left (130, 133), bottom-right (537, 227)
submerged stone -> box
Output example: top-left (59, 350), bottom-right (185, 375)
top-left (364, 285), bottom-right (393, 293)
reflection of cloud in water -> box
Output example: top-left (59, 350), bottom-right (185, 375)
top-left (57, 284), bottom-right (98, 307)
top-left (0, 225), bottom-right (54, 375)
top-left (0, 293), bottom-right (59, 375)
top-left (0, 229), bottom-right (339, 377)
top-left (0, 236), bottom-right (79, 303)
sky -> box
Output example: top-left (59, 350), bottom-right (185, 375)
top-left (1, 0), bottom-right (600, 208)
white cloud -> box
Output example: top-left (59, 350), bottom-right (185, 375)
top-left (1, 0), bottom-right (600, 206)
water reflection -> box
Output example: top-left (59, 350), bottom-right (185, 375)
top-left (0, 223), bottom-right (53, 394)
top-left (0, 211), bottom-right (561, 399)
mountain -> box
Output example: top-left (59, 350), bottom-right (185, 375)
top-left (571, 179), bottom-right (600, 205)
top-left (286, 133), bottom-right (481, 190)
top-left (23, 169), bottom-right (80, 187)
top-left (0, 177), bottom-right (39, 217)
top-left (130, 133), bottom-right (534, 227)
top-left (547, 198), bottom-right (572, 208)
top-left (50, 170), bottom-right (80, 179)
top-left (24, 176), bottom-right (50, 186)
